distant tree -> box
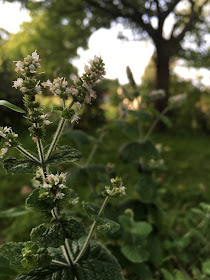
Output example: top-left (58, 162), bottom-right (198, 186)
top-left (4, 10), bottom-right (92, 80)
top-left (6, 0), bottom-right (210, 110)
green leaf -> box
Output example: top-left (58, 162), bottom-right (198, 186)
top-left (130, 221), bottom-right (152, 237)
top-left (121, 245), bottom-right (149, 263)
top-left (149, 108), bottom-right (172, 128)
top-left (3, 157), bottom-right (39, 174)
top-left (26, 189), bottom-right (52, 212)
top-left (119, 140), bottom-right (158, 163)
top-left (0, 206), bottom-right (29, 218)
top-left (61, 218), bottom-right (86, 240)
top-left (129, 110), bottom-right (152, 122)
top-left (17, 239), bottom-right (124, 280)
top-left (31, 224), bottom-right (65, 248)
top-left (202, 259), bottom-right (210, 275)
top-left (0, 255), bottom-right (16, 276)
top-left (136, 174), bottom-right (158, 203)
top-left (97, 217), bottom-right (120, 234)
top-left (82, 201), bottom-right (100, 218)
top-left (47, 145), bottom-right (82, 166)
top-left (118, 213), bottom-right (152, 237)
top-left (115, 120), bottom-right (138, 140)
top-left (63, 129), bottom-right (94, 144)
top-left (0, 242), bottom-right (51, 275)
top-left (0, 242), bottom-right (25, 273)
top-left (161, 268), bottom-right (175, 280)
top-left (0, 100), bottom-right (25, 113)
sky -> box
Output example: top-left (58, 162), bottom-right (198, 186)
top-left (0, 1), bottom-right (209, 87)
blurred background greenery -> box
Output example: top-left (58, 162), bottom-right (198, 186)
top-left (0, 0), bottom-right (210, 279)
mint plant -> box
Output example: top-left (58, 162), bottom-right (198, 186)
top-left (0, 51), bottom-right (125, 280)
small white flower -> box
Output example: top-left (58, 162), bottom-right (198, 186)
top-left (56, 192), bottom-right (65, 200)
top-left (71, 114), bottom-right (80, 124)
top-left (42, 79), bottom-right (52, 88)
top-left (55, 88), bottom-right (61, 95)
top-left (43, 183), bottom-right (51, 189)
top-left (65, 87), bottom-right (71, 94)
top-left (13, 78), bottom-right (23, 89)
top-left (84, 65), bottom-right (90, 72)
top-left (59, 172), bottom-right (67, 182)
top-left (0, 148), bottom-right (8, 158)
top-left (72, 76), bottom-right (79, 84)
top-left (47, 174), bottom-right (60, 185)
top-left (43, 120), bottom-right (51, 125)
top-left (29, 64), bottom-right (36, 73)
top-left (20, 87), bottom-right (27, 93)
top-left (35, 84), bottom-right (42, 94)
top-left (70, 87), bottom-right (78, 96)
top-left (169, 93), bottom-right (187, 106)
top-left (76, 102), bottom-right (82, 110)
top-left (3, 127), bottom-right (12, 133)
top-left (32, 50), bottom-right (39, 61)
top-left (58, 184), bottom-right (66, 189)
top-left (0, 131), bottom-right (6, 138)
top-left (62, 79), bottom-right (68, 87)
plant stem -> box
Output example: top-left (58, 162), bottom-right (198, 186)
top-left (51, 259), bottom-right (70, 267)
top-left (74, 196), bottom-right (109, 264)
top-left (37, 138), bottom-right (45, 164)
top-left (45, 100), bottom-right (74, 161)
top-left (85, 131), bottom-right (105, 167)
top-left (143, 106), bottom-right (170, 142)
top-left (51, 207), bottom-right (74, 266)
top-left (16, 145), bottom-right (40, 163)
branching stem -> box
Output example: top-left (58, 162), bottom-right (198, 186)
top-left (45, 100), bottom-right (74, 161)
top-left (74, 196), bottom-right (109, 264)
top-left (16, 145), bottom-right (40, 163)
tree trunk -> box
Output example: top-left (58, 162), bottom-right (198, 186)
top-left (155, 48), bottom-right (170, 112)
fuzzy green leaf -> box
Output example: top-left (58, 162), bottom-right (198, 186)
top-left (136, 174), bottom-right (158, 203)
top-left (31, 224), bottom-right (65, 248)
top-left (16, 239), bottom-right (124, 280)
top-left (62, 218), bottom-right (86, 240)
top-left (130, 221), bottom-right (152, 236)
top-left (0, 242), bottom-right (25, 273)
top-left (97, 217), bottom-right (120, 234)
top-left (0, 100), bottom-right (25, 113)
top-left (0, 254), bottom-right (17, 276)
top-left (119, 213), bottom-right (152, 237)
top-left (26, 188), bottom-right (52, 212)
top-left (3, 157), bottom-right (39, 174)
top-left (82, 201), bottom-right (100, 218)
top-left (121, 245), bottom-right (149, 263)
top-left (46, 145), bottom-right (82, 166)
top-left (119, 140), bottom-right (158, 163)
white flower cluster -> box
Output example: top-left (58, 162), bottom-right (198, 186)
top-left (13, 51), bottom-right (43, 95)
top-left (69, 55), bottom-right (106, 105)
top-left (169, 93), bottom-right (187, 107)
top-left (42, 77), bottom-right (71, 100)
top-left (14, 50), bottom-right (41, 76)
top-left (147, 89), bottom-right (166, 101)
top-left (43, 172), bottom-right (67, 201)
top-left (0, 126), bottom-right (18, 158)
top-left (104, 177), bottom-right (126, 197)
